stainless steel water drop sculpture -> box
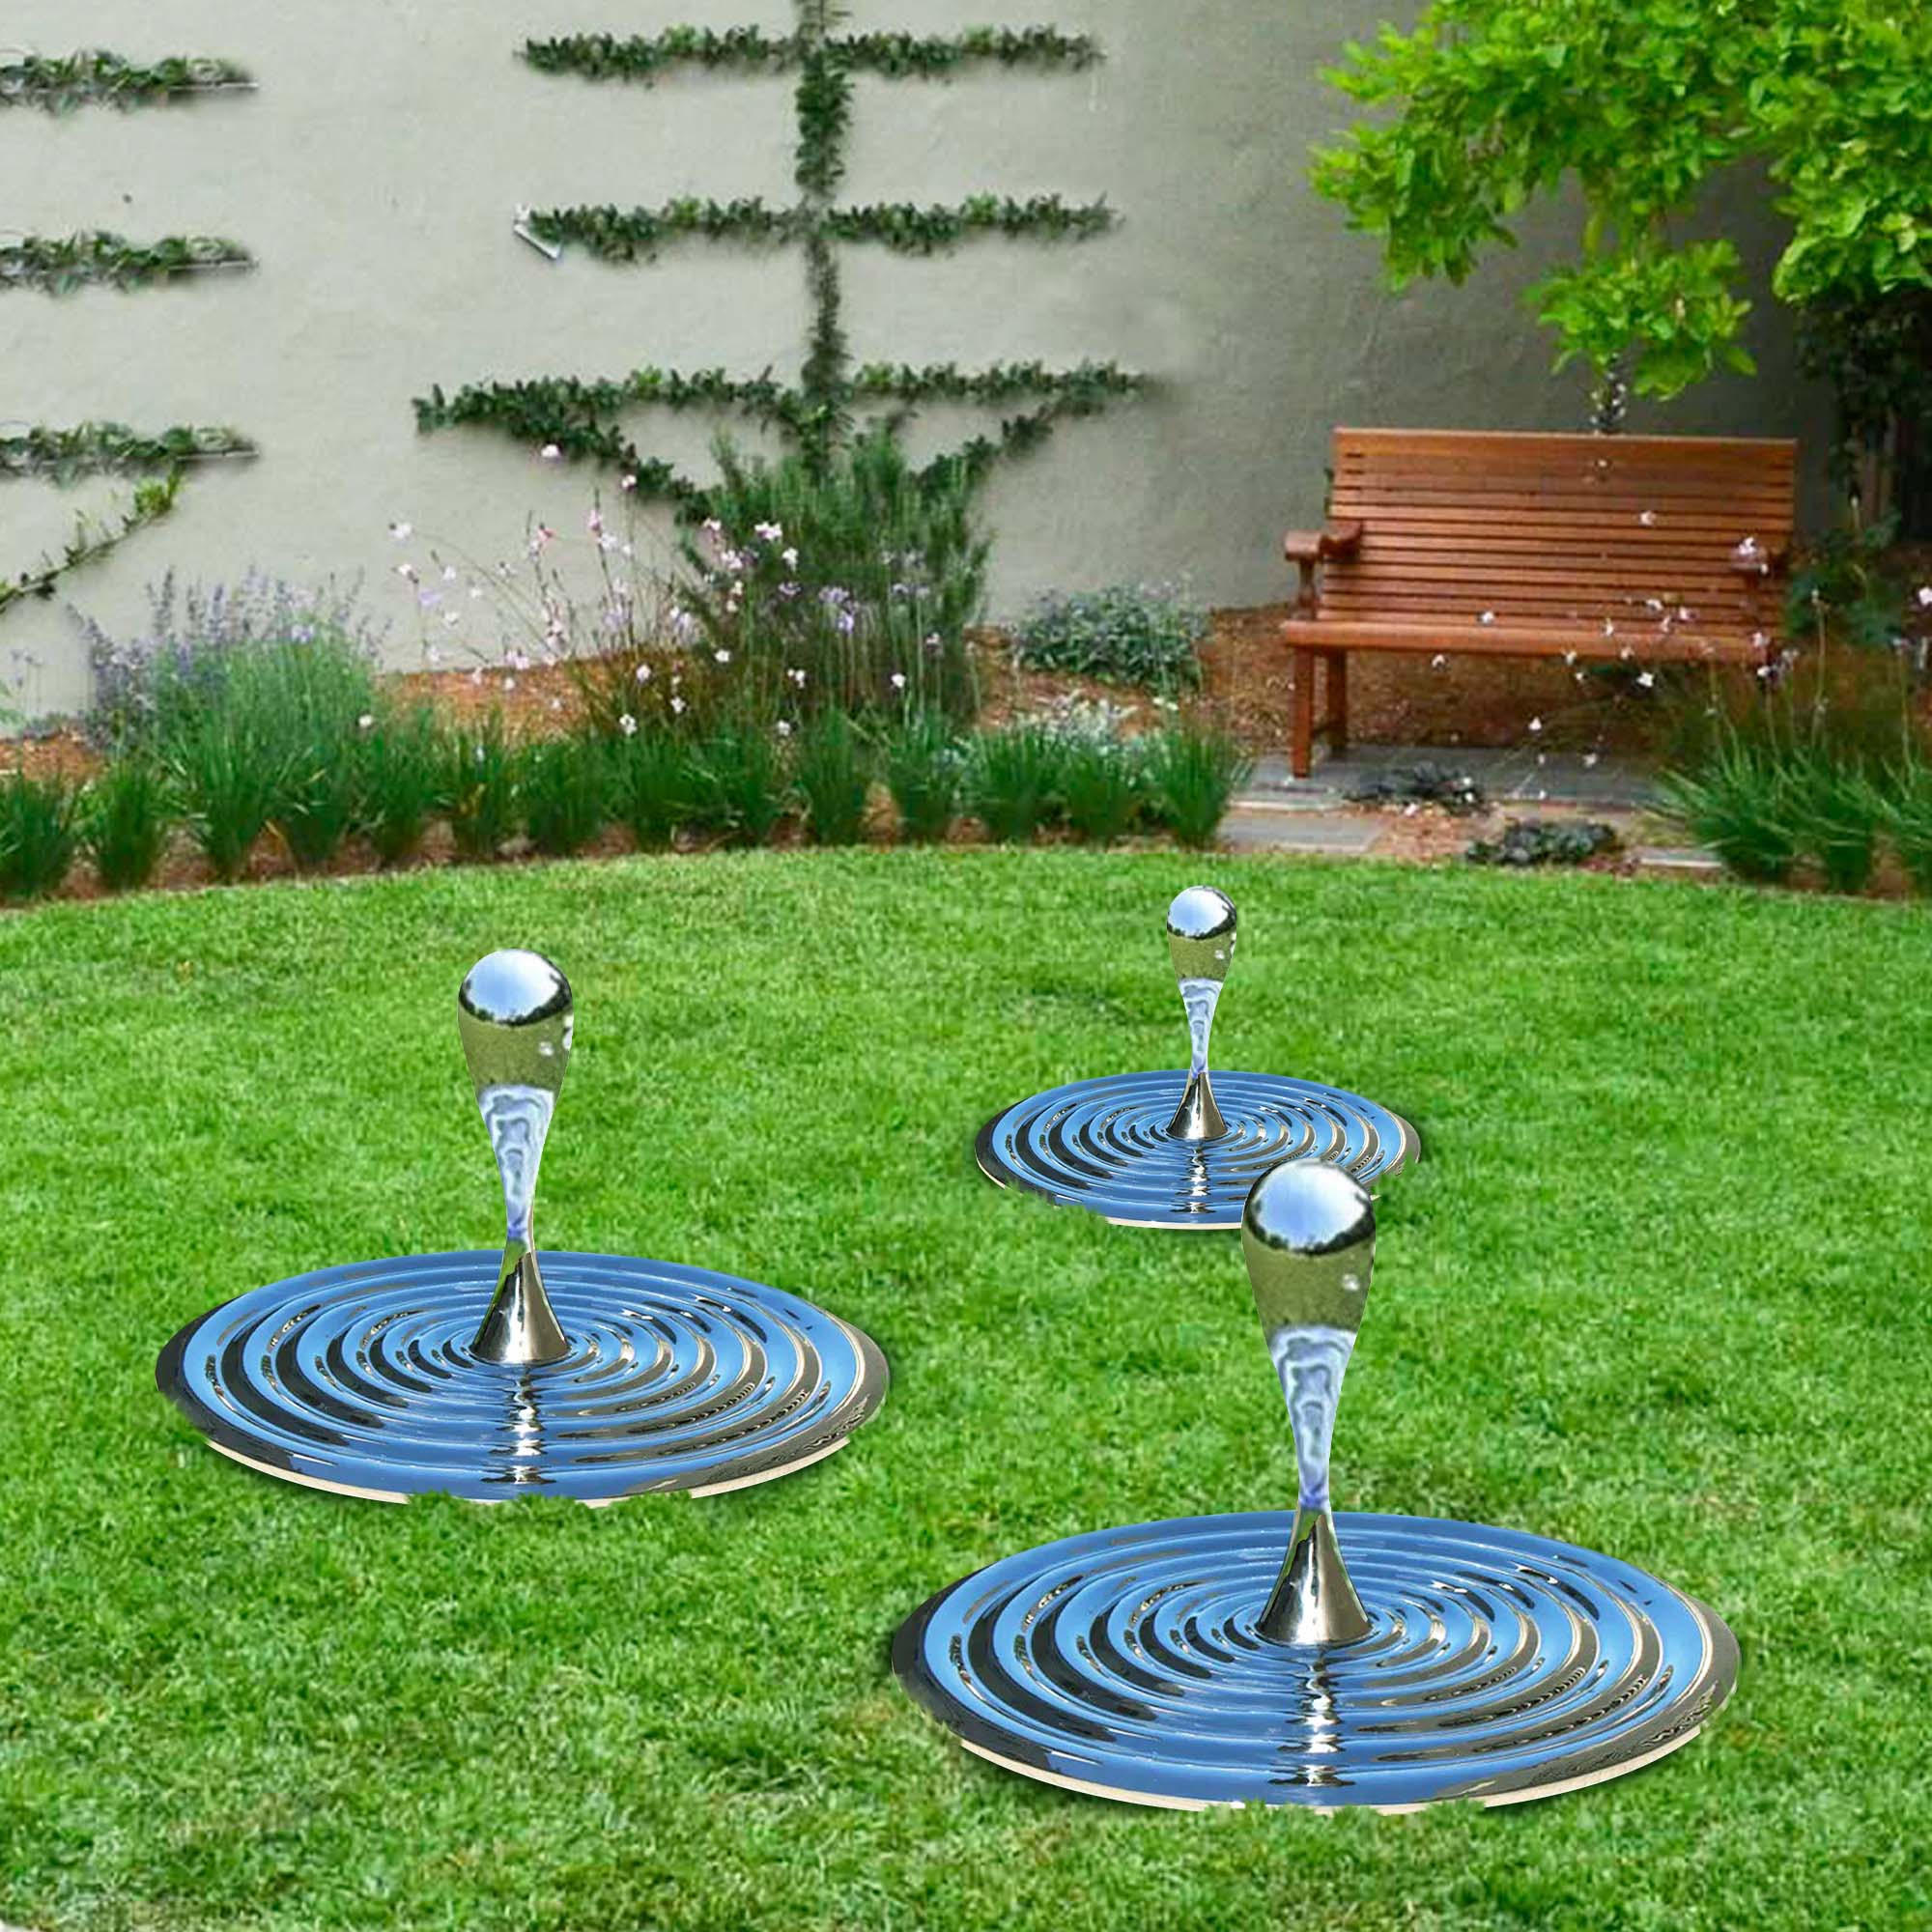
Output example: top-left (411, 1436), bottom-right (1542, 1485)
top-left (156, 951), bottom-right (888, 1503)
top-left (975, 887), bottom-right (1419, 1228)
top-left (895, 1160), bottom-right (1738, 1810)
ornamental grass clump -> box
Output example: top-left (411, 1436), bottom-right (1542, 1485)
top-left (0, 769), bottom-right (80, 900)
top-left (687, 726), bottom-right (791, 848)
top-left (1012, 580), bottom-right (1207, 691)
top-left (1057, 735), bottom-right (1145, 844)
top-left (166, 717), bottom-right (292, 883)
top-left (442, 714), bottom-right (519, 862)
top-left (520, 737), bottom-right (611, 857)
top-left (275, 747), bottom-right (359, 870)
top-left (1883, 761), bottom-right (1932, 897)
top-left (965, 724), bottom-right (1065, 844)
top-left (611, 726), bottom-right (693, 851)
top-left (678, 425), bottom-right (987, 724)
top-left (883, 710), bottom-right (962, 842)
top-left (1780, 752), bottom-right (1885, 895)
top-left (82, 758), bottom-right (173, 892)
top-left (791, 712), bottom-right (874, 845)
top-left (1144, 723), bottom-right (1252, 849)
top-left (355, 705), bottom-right (443, 867)
top-left (1656, 738), bottom-right (1798, 884)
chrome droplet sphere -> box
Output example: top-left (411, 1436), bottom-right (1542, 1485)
top-left (457, 949), bottom-right (573, 1097)
top-left (1165, 885), bottom-right (1236, 983)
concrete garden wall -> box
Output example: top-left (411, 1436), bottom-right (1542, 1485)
top-left (2, 0), bottom-right (1831, 719)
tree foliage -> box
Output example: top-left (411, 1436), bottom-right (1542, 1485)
top-left (1313, 0), bottom-right (1932, 428)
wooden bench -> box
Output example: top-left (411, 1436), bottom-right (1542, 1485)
top-left (1280, 428), bottom-right (1796, 777)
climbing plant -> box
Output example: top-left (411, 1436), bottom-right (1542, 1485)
top-left (2, 51), bottom-right (257, 625)
top-left (0, 231), bottom-right (254, 295)
top-left (417, 2), bottom-right (1141, 506)
top-left (0, 51), bottom-right (252, 112)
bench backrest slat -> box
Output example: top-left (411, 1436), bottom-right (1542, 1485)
top-left (1320, 428), bottom-right (1796, 635)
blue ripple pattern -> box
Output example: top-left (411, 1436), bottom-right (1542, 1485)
top-left (156, 1250), bottom-right (888, 1503)
top-left (894, 1511), bottom-right (1737, 1810)
top-left (976, 1071), bottom-right (1420, 1228)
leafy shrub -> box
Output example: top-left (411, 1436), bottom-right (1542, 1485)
top-left (611, 726), bottom-right (692, 851)
top-left (0, 769), bottom-right (80, 899)
top-left (1656, 738), bottom-right (1798, 883)
top-left (679, 424), bottom-right (987, 723)
top-left (1466, 818), bottom-right (1619, 867)
top-left (965, 724), bottom-right (1065, 844)
top-left (1011, 581), bottom-right (1207, 691)
top-left (83, 758), bottom-right (173, 892)
top-left (882, 710), bottom-right (962, 843)
top-left (355, 705), bottom-right (443, 867)
top-left (1058, 735), bottom-right (1145, 844)
top-left (520, 738), bottom-right (611, 857)
top-left (1144, 724), bottom-right (1253, 849)
top-left (687, 727), bottom-right (791, 847)
top-left (791, 712), bottom-right (873, 846)
top-left (443, 714), bottom-right (519, 862)
top-left (166, 718), bottom-right (292, 882)
top-left (1784, 516), bottom-right (1912, 652)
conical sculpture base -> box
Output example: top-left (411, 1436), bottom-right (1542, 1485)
top-left (156, 950), bottom-right (888, 1503)
top-left (976, 887), bottom-right (1418, 1227)
top-left (895, 1162), bottom-right (1737, 1809)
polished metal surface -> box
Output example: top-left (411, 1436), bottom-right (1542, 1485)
top-left (459, 950), bottom-right (574, 1367)
top-left (1243, 1164), bottom-right (1374, 1643)
top-left (895, 1160), bottom-right (1738, 1808)
top-left (893, 1510), bottom-right (1738, 1811)
top-left (157, 1251), bottom-right (888, 1503)
top-left (976, 889), bottom-right (1418, 1228)
top-left (156, 950), bottom-right (888, 1502)
top-left (1165, 886), bottom-right (1235, 1141)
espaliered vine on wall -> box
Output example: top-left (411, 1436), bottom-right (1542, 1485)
top-left (0, 50), bottom-right (254, 112)
top-left (0, 231), bottom-right (254, 295)
top-left (417, 2), bottom-right (1141, 505)
top-left (2, 53), bottom-right (258, 626)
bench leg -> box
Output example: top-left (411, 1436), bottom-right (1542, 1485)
top-left (1291, 647), bottom-right (1316, 778)
top-left (1323, 649), bottom-right (1349, 756)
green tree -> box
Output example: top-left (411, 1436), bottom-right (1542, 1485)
top-left (1312, 0), bottom-right (1932, 444)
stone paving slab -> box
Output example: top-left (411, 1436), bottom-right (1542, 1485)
top-left (1246, 745), bottom-right (1658, 811)
top-left (1219, 810), bottom-right (1384, 855)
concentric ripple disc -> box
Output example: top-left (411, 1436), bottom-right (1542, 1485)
top-left (975, 1071), bottom-right (1419, 1228)
top-left (156, 1250), bottom-right (888, 1504)
top-left (894, 1511), bottom-right (1737, 1811)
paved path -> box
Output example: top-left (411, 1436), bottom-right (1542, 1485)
top-left (1220, 743), bottom-right (1719, 869)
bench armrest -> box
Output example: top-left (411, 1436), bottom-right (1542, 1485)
top-left (1284, 520), bottom-right (1363, 614)
top-left (1284, 520), bottom-right (1364, 565)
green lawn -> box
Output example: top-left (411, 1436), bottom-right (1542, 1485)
top-left (2, 851), bottom-right (1926, 1932)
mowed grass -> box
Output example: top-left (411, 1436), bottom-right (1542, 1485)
top-left (1, 850), bottom-right (1927, 1932)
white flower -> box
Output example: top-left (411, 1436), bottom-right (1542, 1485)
top-left (389, 521), bottom-right (412, 541)
top-left (1639, 510), bottom-right (1657, 526)
top-left (788, 668), bottom-right (807, 687)
top-left (621, 473), bottom-right (639, 493)
top-left (1583, 751), bottom-right (1600, 767)
top-left (357, 713), bottom-right (375, 731)
top-left (891, 671), bottom-right (907, 691)
top-left (715, 648), bottom-right (731, 665)
top-left (1636, 670), bottom-right (1656, 690)
top-left (442, 611), bottom-right (460, 628)
top-left (670, 694), bottom-right (686, 715)
top-left (1431, 653), bottom-right (1447, 668)
top-left (776, 720), bottom-right (792, 737)
top-left (539, 443), bottom-right (562, 461)
top-left (1735, 536), bottom-right (1761, 557)
top-left (781, 546), bottom-right (799, 568)
top-left (1918, 585), bottom-right (1932, 608)
top-left (1528, 716), bottom-right (1542, 733)
top-left (1478, 610), bottom-right (1495, 625)
top-left (503, 676), bottom-right (517, 692)
top-left (754, 522), bottom-right (783, 544)
top-left (635, 663), bottom-right (652, 683)
top-left (1602, 619), bottom-right (1616, 638)
top-left (551, 697), bottom-right (563, 713)
top-left (396, 562), bottom-right (418, 582)
top-left (618, 713), bottom-right (638, 737)
top-left (1563, 650), bottom-right (1578, 666)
